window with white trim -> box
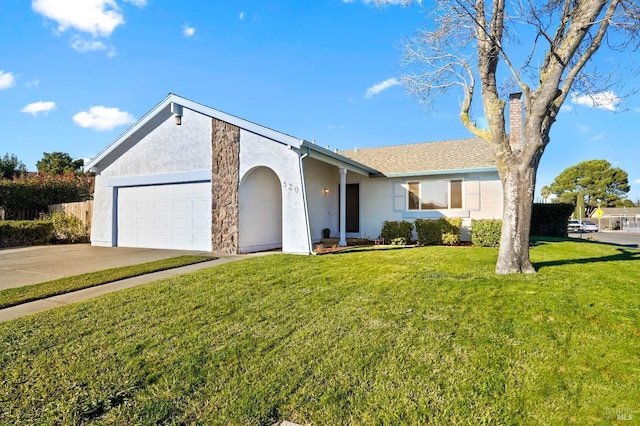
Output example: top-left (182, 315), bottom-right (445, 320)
top-left (407, 179), bottom-right (463, 210)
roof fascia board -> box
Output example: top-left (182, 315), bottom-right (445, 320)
top-left (384, 166), bottom-right (498, 178)
top-left (171, 95), bottom-right (302, 147)
top-left (301, 141), bottom-right (381, 176)
top-left (307, 151), bottom-right (370, 176)
top-left (86, 94), bottom-right (174, 170)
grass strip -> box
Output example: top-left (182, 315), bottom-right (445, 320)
top-left (0, 255), bottom-right (217, 309)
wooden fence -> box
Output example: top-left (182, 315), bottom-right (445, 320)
top-left (48, 200), bottom-right (93, 236)
top-left (0, 208), bottom-right (43, 221)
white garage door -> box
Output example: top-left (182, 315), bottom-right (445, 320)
top-left (117, 182), bottom-right (212, 251)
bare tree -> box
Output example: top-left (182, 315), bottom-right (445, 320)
top-left (384, 0), bottom-right (639, 273)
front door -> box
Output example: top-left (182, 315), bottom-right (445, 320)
top-left (340, 183), bottom-right (360, 233)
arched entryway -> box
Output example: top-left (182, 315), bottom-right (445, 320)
top-left (239, 166), bottom-right (283, 253)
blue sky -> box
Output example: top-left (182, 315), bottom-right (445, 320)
top-left (1, 0), bottom-right (638, 202)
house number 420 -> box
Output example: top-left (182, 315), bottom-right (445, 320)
top-left (282, 181), bottom-right (299, 193)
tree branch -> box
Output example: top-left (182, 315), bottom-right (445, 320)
top-left (556, 0), bottom-right (620, 109)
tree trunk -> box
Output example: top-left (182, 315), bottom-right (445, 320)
top-left (496, 164), bottom-right (537, 274)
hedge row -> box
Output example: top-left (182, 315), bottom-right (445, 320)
top-left (380, 218), bottom-right (463, 246)
top-left (0, 221), bottom-right (54, 248)
top-left (0, 173), bottom-right (93, 213)
top-left (380, 201), bottom-right (573, 249)
top-left (0, 213), bottom-right (88, 248)
top-left (465, 203), bottom-right (574, 247)
top-left (531, 203), bottom-right (575, 237)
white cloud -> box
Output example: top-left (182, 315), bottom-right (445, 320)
top-left (590, 132), bottom-right (605, 142)
top-left (0, 70), bottom-right (16, 89)
top-left (26, 78), bottom-right (40, 88)
top-left (183, 25), bottom-right (195, 37)
top-left (577, 124), bottom-right (590, 133)
top-left (71, 36), bottom-right (116, 56)
top-left (328, 124), bottom-right (345, 130)
top-left (365, 78), bottom-right (401, 98)
top-left (33, 0), bottom-right (145, 55)
top-left (635, 179), bottom-right (640, 184)
top-left (352, 0), bottom-right (420, 4)
top-left (73, 106), bottom-right (135, 131)
top-left (21, 101), bottom-right (56, 116)
top-left (559, 104), bottom-right (573, 113)
top-left (571, 91), bottom-right (621, 112)
top-left (32, 0), bottom-right (125, 37)
top-left (239, 11), bottom-right (245, 20)
top-left (71, 36), bottom-right (105, 52)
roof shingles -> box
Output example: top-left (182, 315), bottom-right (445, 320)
top-left (338, 138), bottom-right (495, 175)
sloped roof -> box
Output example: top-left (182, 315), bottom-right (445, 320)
top-left (338, 138), bottom-right (496, 176)
top-left (86, 93), bottom-right (302, 171)
top-left (599, 207), bottom-right (640, 216)
top-left (86, 94), bottom-right (497, 178)
top-left (85, 94), bottom-right (376, 176)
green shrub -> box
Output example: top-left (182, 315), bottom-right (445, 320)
top-left (390, 237), bottom-right (407, 246)
top-left (471, 219), bottom-right (502, 247)
top-left (442, 218), bottom-right (462, 246)
top-left (0, 220), bottom-right (53, 248)
top-left (414, 218), bottom-right (442, 245)
top-left (0, 173), bottom-right (92, 214)
top-left (380, 221), bottom-right (413, 244)
top-left (415, 218), bottom-right (463, 246)
top-left (46, 212), bottom-right (87, 243)
top-left (530, 203), bottom-right (575, 237)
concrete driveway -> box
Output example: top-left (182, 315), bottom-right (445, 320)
top-left (0, 244), bottom-right (212, 290)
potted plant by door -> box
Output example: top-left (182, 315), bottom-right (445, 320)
top-left (322, 228), bottom-right (331, 238)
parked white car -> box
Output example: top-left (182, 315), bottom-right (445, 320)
top-left (582, 221), bottom-right (599, 232)
top-left (568, 220), bottom-right (583, 232)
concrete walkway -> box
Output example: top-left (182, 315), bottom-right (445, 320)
top-left (0, 246), bottom-right (249, 323)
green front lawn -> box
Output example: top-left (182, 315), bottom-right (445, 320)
top-left (0, 240), bottom-right (638, 424)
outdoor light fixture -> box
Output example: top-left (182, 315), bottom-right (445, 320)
top-left (171, 102), bottom-right (183, 125)
top-left (323, 188), bottom-right (330, 195)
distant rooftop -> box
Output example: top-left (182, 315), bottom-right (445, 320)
top-left (338, 138), bottom-right (496, 175)
top-left (600, 207), bottom-right (640, 215)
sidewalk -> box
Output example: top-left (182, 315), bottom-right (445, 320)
top-left (0, 254), bottom-right (246, 323)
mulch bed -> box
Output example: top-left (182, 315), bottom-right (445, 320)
top-left (313, 240), bottom-right (474, 255)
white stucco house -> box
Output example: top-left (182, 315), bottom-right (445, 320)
top-left (85, 93), bottom-right (504, 254)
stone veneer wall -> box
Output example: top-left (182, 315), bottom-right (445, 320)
top-left (211, 118), bottom-right (240, 253)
